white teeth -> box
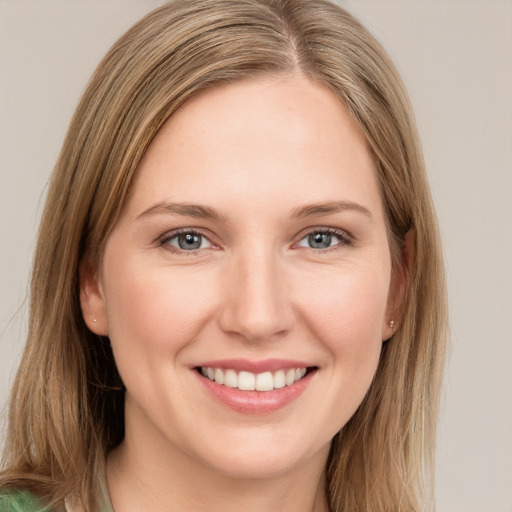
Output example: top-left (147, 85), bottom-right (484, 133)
top-left (224, 369), bottom-right (238, 388)
top-left (285, 369), bottom-right (296, 386)
top-left (200, 366), bottom-right (310, 392)
top-left (255, 371), bottom-right (274, 391)
top-left (273, 370), bottom-right (286, 389)
top-left (214, 368), bottom-right (224, 385)
top-left (238, 371), bottom-right (255, 390)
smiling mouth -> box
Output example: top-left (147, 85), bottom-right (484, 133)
top-left (196, 366), bottom-right (316, 392)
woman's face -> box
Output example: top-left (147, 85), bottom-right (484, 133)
top-left (82, 74), bottom-right (398, 479)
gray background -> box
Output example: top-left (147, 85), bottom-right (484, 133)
top-left (1, 1), bottom-right (511, 510)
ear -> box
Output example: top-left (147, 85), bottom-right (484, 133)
top-left (382, 229), bottom-right (414, 341)
top-left (79, 256), bottom-right (109, 335)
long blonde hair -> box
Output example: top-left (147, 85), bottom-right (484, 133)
top-left (1, 1), bottom-right (447, 510)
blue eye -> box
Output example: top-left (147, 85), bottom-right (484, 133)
top-left (297, 230), bottom-right (348, 250)
top-left (164, 231), bottom-right (212, 251)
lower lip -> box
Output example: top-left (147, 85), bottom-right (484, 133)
top-left (195, 370), bottom-right (314, 414)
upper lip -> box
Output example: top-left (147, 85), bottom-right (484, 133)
top-left (194, 358), bottom-right (315, 373)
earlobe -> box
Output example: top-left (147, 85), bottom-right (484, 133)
top-left (382, 229), bottom-right (414, 341)
top-left (79, 258), bottom-right (109, 335)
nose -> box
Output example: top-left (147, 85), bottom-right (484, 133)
top-left (217, 247), bottom-right (295, 343)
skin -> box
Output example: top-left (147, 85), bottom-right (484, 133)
top-left (81, 73), bottom-right (400, 512)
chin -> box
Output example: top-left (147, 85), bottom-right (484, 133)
top-left (205, 451), bottom-right (310, 480)
top-left (190, 430), bottom-right (331, 481)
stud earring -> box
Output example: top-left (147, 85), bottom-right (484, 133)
top-left (92, 313), bottom-right (97, 323)
top-left (389, 320), bottom-right (395, 329)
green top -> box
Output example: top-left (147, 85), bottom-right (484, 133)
top-left (0, 490), bottom-right (50, 511)
top-left (0, 480), bottom-right (114, 512)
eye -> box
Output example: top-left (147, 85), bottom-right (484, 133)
top-left (297, 229), bottom-right (350, 250)
top-left (162, 230), bottom-right (212, 252)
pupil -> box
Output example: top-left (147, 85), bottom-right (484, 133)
top-left (309, 232), bottom-right (331, 249)
top-left (178, 233), bottom-right (201, 250)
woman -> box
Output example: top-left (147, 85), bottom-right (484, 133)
top-left (0, 0), bottom-right (447, 510)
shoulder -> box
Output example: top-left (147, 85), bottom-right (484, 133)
top-left (0, 489), bottom-right (51, 511)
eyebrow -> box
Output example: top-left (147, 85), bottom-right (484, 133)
top-left (137, 202), bottom-right (226, 222)
top-left (137, 199), bottom-right (372, 222)
top-left (290, 200), bottom-right (372, 219)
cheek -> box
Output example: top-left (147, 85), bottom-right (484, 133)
top-left (102, 260), bottom-right (218, 362)
top-left (298, 265), bottom-right (390, 347)
top-left (298, 265), bottom-right (389, 398)
top-left (289, 265), bottom-right (390, 434)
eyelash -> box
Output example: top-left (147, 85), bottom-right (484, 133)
top-left (158, 227), bottom-right (353, 254)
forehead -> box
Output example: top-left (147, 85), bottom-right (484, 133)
top-left (125, 74), bottom-right (383, 222)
